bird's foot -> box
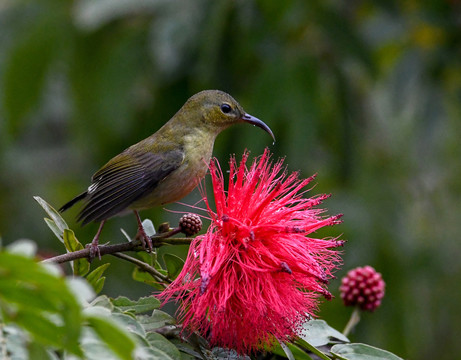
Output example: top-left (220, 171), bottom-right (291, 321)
top-left (86, 220), bottom-right (105, 261)
top-left (136, 227), bottom-right (153, 253)
top-left (86, 240), bottom-right (101, 261)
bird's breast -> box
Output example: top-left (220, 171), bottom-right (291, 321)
top-left (130, 133), bottom-right (215, 209)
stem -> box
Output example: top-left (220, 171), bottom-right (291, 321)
top-left (110, 253), bottom-right (172, 286)
top-left (342, 307), bottom-right (361, 337)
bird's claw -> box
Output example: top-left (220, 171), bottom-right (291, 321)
top-left (86, 241), bottom-right (101, 261)
top-left (136, 227), bottom-right (153, 253)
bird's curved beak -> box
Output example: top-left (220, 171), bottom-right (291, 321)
top-left (242, 113), bottom-right (275, 143)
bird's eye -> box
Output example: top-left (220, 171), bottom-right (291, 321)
top-left (220, 103), bottom-right (232, 114)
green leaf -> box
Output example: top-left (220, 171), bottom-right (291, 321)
top-left (0, 252), bottom-right (83, 356)
top-left (86, 263), bottom-right (110, 294)
top-left (79, 326), bottom-right (125, 360)
top-left (162, 253), bottom-right (184, 279)
top-left (135, 250), bottom-right (157, 266)
top-left (91, 295), bottom-right (114, 311)
top-left (132, 267), bottom-right (164, 289)
top-left (271, 342), bottom-right (313, 360)
top-left (295, 339), bottom-right (330, 360)
top-left (85, 313), bottom-right (136, 360)
top-left (111, 296), bottom-right (161, 314)
top-left (28, 341), bottom-right (60, 360)
top-left (138, 310), bottom-right (176, 332)
top-left (63, 228), bottom-right (84, 252)
top-left (145, 332), bottom-right (181, 360)
top-left (111, 313), bottom-right (146, 338)
top-left (278, 341), bottom-right (295, 360)
top-left (174, 346), bottom-right (202, 359)
top-left (136, 346), bottom-right (181, 360)
top-left (330, 343), bottom-right (404, 360)
top-left (300, 319), bottom-right (350, 347)
top-left (34, 196), bottom-right (69, 235)
top-left (63, 229), bottom-right (90, 276)
top-left (67, 277), bottom-right (96, 305)
top-left (44, 218), bottom-right (65, 243)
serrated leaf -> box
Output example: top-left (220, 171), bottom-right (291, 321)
top-left (63, 229), bottom-right (90, 276)
top-left (85, 314), bottom-right (136, 360)
top-left (86, 263), bottom-right (110, 294)
top-left (111, 313), bottom-right (146, 338)
top-left (84, 306), bottom-right (112, 318)
top-left (79, 326), bottom-right (120, 360)
top-left (330, 343), bottom-right (404, 360)
top-left (300, 319), bottom-right (350, 347)
top-left (34, 196), bottom-right (68, 234)
top-left (162, 253), bottom-right (184, 279)
top-left (90, 295), bottom-right (114, 311)
top-left (111, 296), bottom-right (160, 314)
top-left (143, 333), bottom-right (181, 360)
top-left (138, 310), bottom-right (176, 331)
top-left (135, 346), bottom-right (179, 360)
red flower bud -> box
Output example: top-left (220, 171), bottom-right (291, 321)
top-left (340, 265), bottom-right (385, 312)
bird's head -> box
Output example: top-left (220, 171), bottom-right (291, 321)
top-left (181, 90), bottom-right (275, 142)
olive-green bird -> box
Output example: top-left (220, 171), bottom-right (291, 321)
top-left (60, 90), bottom-right (274, 258)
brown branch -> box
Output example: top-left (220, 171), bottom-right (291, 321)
top-left (42, 240), bottom-right (142, 264)
top-left (42, 227), bottom-right (193, 265)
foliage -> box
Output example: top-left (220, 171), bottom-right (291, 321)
top-left (0, 230), bottom-right (402, 359)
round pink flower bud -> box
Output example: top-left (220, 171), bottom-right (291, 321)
top-left (339, 265), bottom-right (385, 312)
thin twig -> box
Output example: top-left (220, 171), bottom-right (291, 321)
top-left (110, 252), bottom-right (172, 285)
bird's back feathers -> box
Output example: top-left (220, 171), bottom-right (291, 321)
top-left (60, 148), bottom-right (184, 225)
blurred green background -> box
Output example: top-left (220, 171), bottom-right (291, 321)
top-left (1, 0), bottom-right (461, 358)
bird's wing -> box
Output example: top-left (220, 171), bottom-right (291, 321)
top-left (77, 148), bottom-right (184, 225)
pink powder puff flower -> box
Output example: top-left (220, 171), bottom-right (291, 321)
top-left (160, 149), bottom-right (344, 354)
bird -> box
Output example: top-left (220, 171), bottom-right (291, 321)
top-left (59, 90), bottom-right (275, 259)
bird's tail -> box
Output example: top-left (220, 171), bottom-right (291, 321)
top-left (59, 191), bottom-right (88, 213)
